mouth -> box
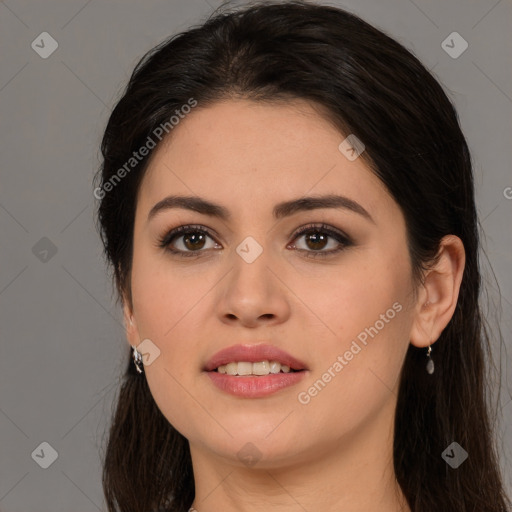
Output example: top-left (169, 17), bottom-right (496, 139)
top-left (204, 343), bottom-right (308, 373)
top-left (203, 344), bottom-right (308, 398)
top-left (211, 360), bottom-right (303, 376)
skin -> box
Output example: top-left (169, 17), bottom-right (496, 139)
top-left (123, 99), bottom-right (465, 512)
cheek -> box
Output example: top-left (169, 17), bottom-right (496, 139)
top-left (131, 249), bottom-right (212, 340)
top-left (133, 265), bottom-right (210, 434)
top-left (295, 300), bottom-right (410, 440)
top-left (295, 251), bottom-right (411, 409)
top-left (295, 250), bottom-right (408, 349)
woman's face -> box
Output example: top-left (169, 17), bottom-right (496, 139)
top-left (125, 99), bottom-right (419, 468)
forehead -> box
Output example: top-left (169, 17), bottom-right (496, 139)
top-left (137, 99), bottom-right (394, 222)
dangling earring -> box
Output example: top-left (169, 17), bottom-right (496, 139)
top-left (426, 345), bottom-right (434, 374)
top-left (131, 345), bottom-right (144, 374)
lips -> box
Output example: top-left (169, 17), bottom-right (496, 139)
top-left (204, 343), bottom-right (308, 372)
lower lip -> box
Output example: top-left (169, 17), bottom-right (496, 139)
top-left (205, 370), bottom-right (307, 398)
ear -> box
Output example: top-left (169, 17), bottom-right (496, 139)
top-left (122, 294), bottom-right (140, 348)
top-left (409, 235), bottom-right (466, 348)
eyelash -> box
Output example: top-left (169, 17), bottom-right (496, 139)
top-left (157, 223), bottom-right (353, 259)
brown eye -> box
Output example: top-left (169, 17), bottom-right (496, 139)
top-left (158, 225), bottom-right (220, 257)
top-left (181, 231), bottom-right (207, 251)
top-left (302, 231), bottom-right (330, 251)
top-left (289, 223), bottom-right (353, 258)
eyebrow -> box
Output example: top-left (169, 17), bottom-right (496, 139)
top-left (147, 194), bottom-right (375, 224)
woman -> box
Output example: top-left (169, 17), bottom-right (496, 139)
top-left (94, 1), bottom-right (511, 511)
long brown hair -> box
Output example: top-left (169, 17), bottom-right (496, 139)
top-left (94, 2), bottom-right (511, 510)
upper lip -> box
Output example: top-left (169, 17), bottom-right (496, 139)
top-left (204, 344), bottom-right (308, 372)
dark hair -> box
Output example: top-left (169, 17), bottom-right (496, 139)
top-left (94, 1), bottom-right (511, 511)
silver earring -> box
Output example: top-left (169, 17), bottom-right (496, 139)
top-left (131, 345), bottom-right (144, 374)
top-left (426, 345), bottom-right (434, 374)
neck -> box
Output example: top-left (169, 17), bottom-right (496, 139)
top-left (188, 396), bottom-right (410, 512)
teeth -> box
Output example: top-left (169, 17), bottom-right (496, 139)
top-left (237, 361), bottom-right (253, 376)
top-left (269, 361), bottom-right (281, 374)
top-left (216, 360), bottom-right (294, 376)
top-left (253, 361), bottom-right (270, 375)
top-left (226, 362), bottom-right (237, 374)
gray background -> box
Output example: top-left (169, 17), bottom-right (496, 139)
top-left (1, 0), bottom-right (511, 510)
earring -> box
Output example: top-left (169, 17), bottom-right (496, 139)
top-left (426, 345), bottom-right (434, 374)
top-left (131, 345), bottom-right (144, 374)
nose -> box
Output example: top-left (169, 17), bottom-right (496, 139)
top-left (215, 246), bottom-right (291, 328)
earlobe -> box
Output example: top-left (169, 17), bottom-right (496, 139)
top-left (122, 302), bottom-right (133, 328)
top-left (409, 235), bottom-right (465, 349)
top-left (122, 301), bottom-right (139, 346)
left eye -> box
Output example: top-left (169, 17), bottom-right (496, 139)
top-left (288, 224), bottom-right (352, 257)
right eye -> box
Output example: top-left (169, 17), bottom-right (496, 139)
top-left (157, 225), bottom-right (221, 257)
